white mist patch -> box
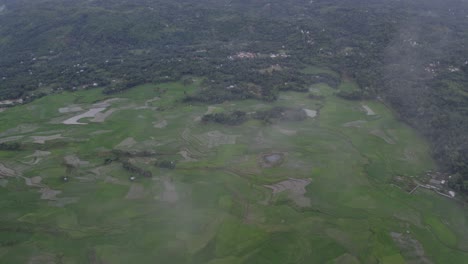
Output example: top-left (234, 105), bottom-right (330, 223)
top-left (303, 108), bottom-right (317, 118)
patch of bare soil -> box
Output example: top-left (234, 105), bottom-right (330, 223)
top-left (59, 99), bottom-right (125, 125)
top-left (153, 119), bottom-right (168, 128)
top-left (195, 130), bottom-right (238, 148)
top-left (0, 163), bottom-right (15, 177)
top-left (259, 152), bottom-right (285, 168)
top-left (30, 176), bottom-right (42, 185)
top-left (64, 155), bottom-right (90, 167)
top-left (31, 134), bottom-right (64, 144)
top-left (16, 174), bottom-right (69, 203)
top-left (343, 120), bottom-right (367, 128)
top-left (370, 129), bottom-right (396, 144)
top-left (178, 149), bottom-right (197, 161)
top-left (23, 176), bottom-right (40, 187)
top-left (125, 183), bottom-right (145, 199)
top-left (264, 178), bottom-right (312, 207)
top-left (39, 188), bottom-right (62, 200)
top-left (23, 151), bottom-right (51, 165)
top-left (391, 232), bottom-right (432, 263)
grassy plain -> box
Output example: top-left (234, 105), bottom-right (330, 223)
top-left (1, 76), bottom-right (468, 263)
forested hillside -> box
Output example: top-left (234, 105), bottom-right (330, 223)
top-left (1, 0), bottom-right (468, 193)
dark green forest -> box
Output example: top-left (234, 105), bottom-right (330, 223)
top-left (1, 0), bottom-right (468, 193)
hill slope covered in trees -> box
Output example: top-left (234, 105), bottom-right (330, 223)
top-left (1, 0), bottom-right (468, 193)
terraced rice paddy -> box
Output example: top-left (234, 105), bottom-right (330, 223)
top-left (1, 80), bottom-right (468, 263)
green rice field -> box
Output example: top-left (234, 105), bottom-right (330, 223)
top-left (1, 78), bottom-right (468, 263)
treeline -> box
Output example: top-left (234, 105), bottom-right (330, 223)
top-left (201, 107), bottom-right (308, 125)
top-left (121, 160), bottom-right (152, 178)
top-left (202, 111), bottom-right (247, 126)
top-left (0, 142), bottom-right (21, 151)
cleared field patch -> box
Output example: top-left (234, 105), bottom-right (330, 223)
top-left (30, 134), bottom-right (64, 144)
top-left (264, 178), bottom-right (312, 207)
top-left (62, 107), bottom-right (107, 125)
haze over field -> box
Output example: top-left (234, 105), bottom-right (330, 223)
top-left (1, 0), bottom-right (468, 263)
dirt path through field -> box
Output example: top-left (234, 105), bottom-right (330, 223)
top-left (362, 105), bottom-right (376, 115)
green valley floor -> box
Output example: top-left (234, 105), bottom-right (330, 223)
top-left (1, 80), bottom-right (468, 263)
